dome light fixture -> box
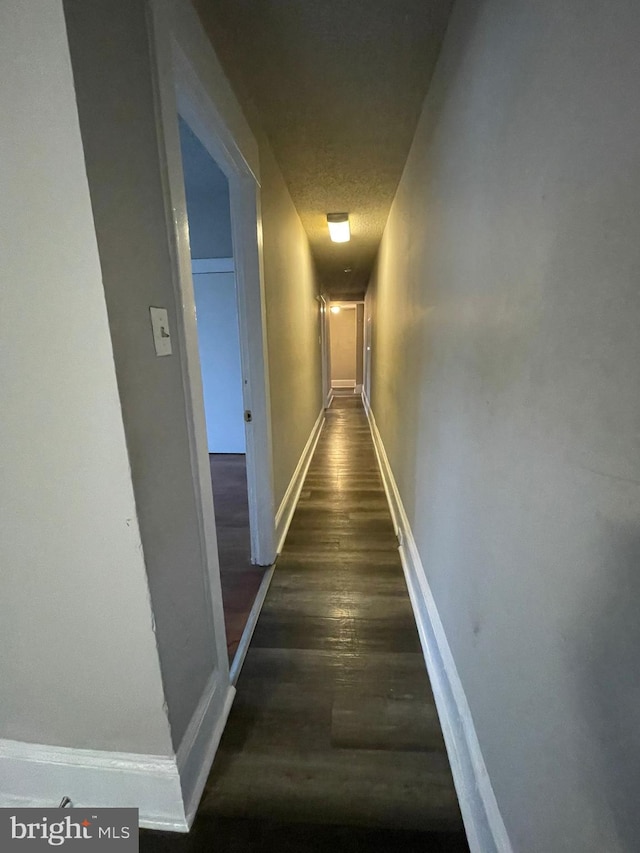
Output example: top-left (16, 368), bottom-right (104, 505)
top-left (327, 213), bottom-right (350, 243)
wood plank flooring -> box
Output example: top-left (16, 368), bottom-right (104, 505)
top-left (209, 454), bottom-right (265, 661)
top-left (142, 397), bottom-right (468, 852)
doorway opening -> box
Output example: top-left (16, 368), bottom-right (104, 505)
top-left (177, 116), bottom-right (269, 669)
top-left (328, 301), bottom-right (365, 400)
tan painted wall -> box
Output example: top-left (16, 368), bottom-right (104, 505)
top-left (330, 308), bottom-right (357, 383)
top-left (368, 0), bottom-right (640, 849)
top-left (259, 138), bottom-right (323, 507)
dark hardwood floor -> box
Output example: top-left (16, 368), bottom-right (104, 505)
top-left (143, 397), bottom-right (468, 852)
top-left (210, 454), bottom-right (265, 662)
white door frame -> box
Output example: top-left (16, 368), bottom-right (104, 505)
top-left (363, 308), bottom-right (372, 403)
top-left (319, 295), bottom-right (332, 407)
top-left (148, 1), bottom-right (277, 602)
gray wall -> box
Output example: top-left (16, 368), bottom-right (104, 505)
top-left (367, 0), bottom-right (640, 850)
top-left (64, 0), bottom-right (218, 751)
top-left (179, 117), bottom-right (233, 259)
top-left (193, 272), bottom-right (245, 453)
top-left (0, 0), bottom-right (172, 755)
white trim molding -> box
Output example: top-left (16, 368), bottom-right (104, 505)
top-left (176, 675), bottom-right (235, 829)
top-left (0, 676), bottom-right (236, 833)
top-left (275, 408), bottom-right (325, 554)
top-left (331, 379), bottom-right (356, 389)
top-left (0, 739), bottom-right (185, 832)
top-left (362, 392), bottom-right (513, 853)
top-left (229, 564), bottom-right (276, 685)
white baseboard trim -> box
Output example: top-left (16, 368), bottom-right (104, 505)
top-left (331, 380), bottom-right (356, 388)
top-left (362, 392), bottom-right (512, 853)
top-left (0, 675), bottom-right (236, 833)
top-left (176, 673), bottom-right (235, 830)
top-left (275, 408), bottom-right (325, 553)
top-left (0, 738), bottom-right (184, 831)
top-left (229, 564), bottom-right (276, 685)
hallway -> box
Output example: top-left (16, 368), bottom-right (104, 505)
top-left (142, 397), bottom-right (468, 851)
top-left (7, 3), bottom-right (640, 848)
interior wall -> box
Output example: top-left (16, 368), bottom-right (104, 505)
top-left (259, 139), bottom-right (323, 508)
top-left (179, 116), bottom-right (233, 259)
top-left (192, 271), bottom-right (246, 453)
top-left (367, 0), bottom-right (640, 850)
top-left (63, 0), bottom-right (218, 751)
top-left (330, 308), bottom-right (357, 384)
top-left (0, 0), bottom-right (172, 756)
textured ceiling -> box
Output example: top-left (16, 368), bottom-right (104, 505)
top-left (192, 0), bottom-right (454, 297)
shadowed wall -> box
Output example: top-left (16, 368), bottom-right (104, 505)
top-left (367, 0), bottom-right (640, 849)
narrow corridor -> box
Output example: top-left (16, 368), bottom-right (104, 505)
top-left (143, 397), bottom-right (468, 851)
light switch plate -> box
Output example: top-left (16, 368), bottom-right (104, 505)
top-left (149, 307), bottom-right (172, 356)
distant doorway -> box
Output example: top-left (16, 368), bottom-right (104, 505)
top-left (329, 302), bottom-right (364, 396)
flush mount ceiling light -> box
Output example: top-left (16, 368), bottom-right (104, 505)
top-left (330, 306), bottom-right (341, 314)
top-left (327, 213), bottom-right (350, 243)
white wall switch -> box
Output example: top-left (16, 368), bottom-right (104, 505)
top-left (149, 307), bottom-right (172, 356)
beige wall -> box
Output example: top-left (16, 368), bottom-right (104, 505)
top-left (368, 0), bottom-right (640, 850)
top-left (260, 138), bottom-right (323, 507)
